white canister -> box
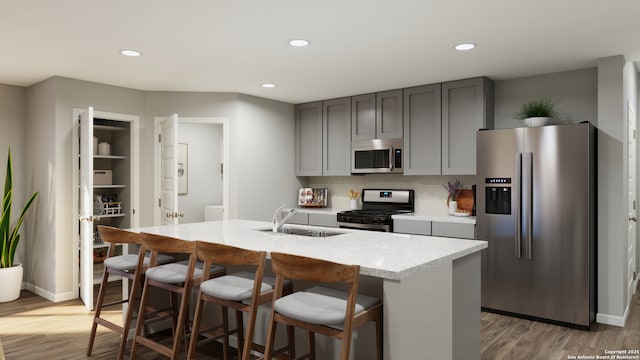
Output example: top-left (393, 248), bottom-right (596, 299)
top-left (98, 142), bottom-right (111, 156)
top-left (350, 199), bottom-right (360, 210)
top-left (93, 136), bottom-right (98, 155)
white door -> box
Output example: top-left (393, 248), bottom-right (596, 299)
top-left (160, 114), bottom-right (180, 225)
top-left (79, 107), bottom-right (95, 310)
top-left (628, 103), bottom-right (637, 302)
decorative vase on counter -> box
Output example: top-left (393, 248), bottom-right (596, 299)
top-left (448, 200), bottom-right (458, 215)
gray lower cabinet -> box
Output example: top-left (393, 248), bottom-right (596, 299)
top-left (295, 102), bottom-right (323, 176)
top-left (280, 211), bottom-right (337, 227)
top-left (284, 211), bottom-right (309, 225)
top-left (351, 93), bottom-right (376, 141)
top-left (403, 84), bottom-right (442, 175)
top-left (442, 77), bottom-right (494, 175)
top-left (376, 89), bottom-right (403, 139)
top-left (432, 221), bottom-right (476, 239)
top-left (309, 213), bottom-right (338, 227)
top-left (393, 219), bottom-right (432, 236)
top-left (322, 98), bottom-right (351, 176)
top-left (395, 219), bottom-right (475, 239)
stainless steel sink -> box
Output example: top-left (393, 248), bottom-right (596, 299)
top-left (256, 227), bottom-right (345, 237)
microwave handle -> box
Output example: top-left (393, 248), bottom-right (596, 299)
top-left (389, 148), bottom-right (394, 170)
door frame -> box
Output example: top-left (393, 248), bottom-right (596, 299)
top-left (153, 116), bottom-right (229, 225)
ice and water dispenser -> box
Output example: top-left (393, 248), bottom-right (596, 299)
top-left (485, 178), bottom-right (511, 215)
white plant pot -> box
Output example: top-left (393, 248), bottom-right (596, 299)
top-left (525, 117), bottom-right (551, 127)
top-left (0, 263), bottom-right (23, 302)
top-left (448, 200), bottom-right (458, 215)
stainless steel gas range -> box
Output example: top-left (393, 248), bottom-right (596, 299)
top-left (337, 189), bottom-right (414, 232)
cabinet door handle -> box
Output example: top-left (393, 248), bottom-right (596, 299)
top-left (166, 212), bottom-right (173, 219)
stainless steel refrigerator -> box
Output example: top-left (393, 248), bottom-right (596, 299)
top-left (476, 122), bottom-right (596, 329)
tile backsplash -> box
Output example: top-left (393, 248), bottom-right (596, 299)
top-left (307, 174), bottom-right (477, 214)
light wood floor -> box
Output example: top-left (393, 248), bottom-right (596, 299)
top-left (1, 282), bottom-right (639, 359)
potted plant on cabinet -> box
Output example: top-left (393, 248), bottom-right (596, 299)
top-left (514, 99), bottom-right (557, 127)
top-left (442, 180), bottom-right (463, 215)
top-left (0, 148), bottom-right (39, 302)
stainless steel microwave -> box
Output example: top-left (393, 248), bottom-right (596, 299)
top-left (351, 138), bottom-right (403, 174)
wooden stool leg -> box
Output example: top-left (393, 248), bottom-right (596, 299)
top-left (308, 331), bottom-right (315, 360)
top-left (130, 277), bottom-right (152, 360)
top-left (170, 290), bottom-right (191, 360)
top-left (287, 325), bottom-right (296, 359)
top-left (375, 317), bottom-right (383, 360)
top-left (221, 306), bottom-right (230, 360)
top-left (117, 273), bottom-right (143, 360)
top-left (187, 292), bottom-right (205, 359)
top-left (236, 309), bottom-right (246, 360)
top-left (87, 267), bottom-right (110, 356)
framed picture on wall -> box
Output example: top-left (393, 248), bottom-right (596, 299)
top-left (178, 143), bottom-right (188, 195)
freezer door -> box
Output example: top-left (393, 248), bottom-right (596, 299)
top-left (522, 123), bottom-right (593, 326)
top-left (477, 128), bottom-right (526, 312)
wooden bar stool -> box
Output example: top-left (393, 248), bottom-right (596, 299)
top-left (129, 233), bottom-right (207, 360)
top-left (187, 241), bottom-right (294, 360)
top-left (87, 225), bottom-right (174, 360)
top-left (264, 252), bottom-right (383, 360)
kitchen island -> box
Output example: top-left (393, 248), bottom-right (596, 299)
top-left (134, 219), bottom-right (487, 360)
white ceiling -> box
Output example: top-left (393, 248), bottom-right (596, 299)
top-left (2, 0), bottom-right (640, 104)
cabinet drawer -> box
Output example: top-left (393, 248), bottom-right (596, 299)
top-left (308, 213), bottom-right (337, 228)
top-left (432, 222), bottom-right (475, 239)
top-left (393, 219), bottom-right (432, 236)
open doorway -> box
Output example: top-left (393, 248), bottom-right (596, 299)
top-left (153, 116), bottom-right (229, 225)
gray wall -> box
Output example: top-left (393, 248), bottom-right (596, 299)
top-left (0, 84), bottom-right (28, 268)
top-left (20, 78), bottom-right (300, 300)
top-left (312, 68), bottom-right (600, 213)
top-left (493, 67), bottom-right (598, 128)
top-left (178, 123), bottom-right (223, 223)
top-left (596, 55), bottom-right (634, 324)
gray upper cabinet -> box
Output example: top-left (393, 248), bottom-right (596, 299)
top-left (403, 84), bottom-right (442, 175)
top-left (351, 93), bottom-right (376, 141)
top-left (442, 77), bottom-right (494, 175)
top-left (322, 97), bottom-right (351, 176)
top-left (295, 102), bottom-right (323, 176)
top-left (376, 89), bottom-right (403, 139)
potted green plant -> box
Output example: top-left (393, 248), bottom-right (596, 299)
top-left (0, 148), bottom-right (39, 302)
top-left (514, 99), bottom-right (557, 127)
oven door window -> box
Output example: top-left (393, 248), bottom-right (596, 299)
top-left (354, 149), bottom-right (390, 169)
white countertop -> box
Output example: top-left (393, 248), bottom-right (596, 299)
top-left (133, 219), bottom-right (486, 281)
top-left (392, 212), bottom-right (477, 224)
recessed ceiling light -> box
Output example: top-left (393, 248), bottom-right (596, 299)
top-left (454, 43), bottom-right (476, 51)
top-left (120, 49), bottom-right (142, 57)
top-left (262, 83), bottom-right (277, 88)
top-left (288, 39), bottom-right (310, 47)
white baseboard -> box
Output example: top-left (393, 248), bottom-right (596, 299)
top-left (23, 282), bottom-right (77, 303)
top-left (596, 308), bottom-right (628, 327)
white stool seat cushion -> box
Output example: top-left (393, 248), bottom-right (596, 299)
top-left (274, 286), bottom-right (380, 326)
top-left (200, 271), bottom-right (272, 301)
top-left (146, 262), bottom-right (203, 283)
top-left (104, 253), bottom-right (175, 271)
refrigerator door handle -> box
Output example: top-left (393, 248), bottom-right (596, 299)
top-left (514, 152), bottom-right (522, 258)
top-left (524, 152), bottom-right (533, 260)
